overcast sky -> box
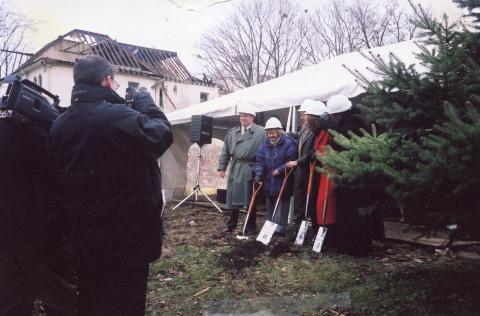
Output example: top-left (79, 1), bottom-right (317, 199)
top-left (12, 0), bottom-right (463, 76)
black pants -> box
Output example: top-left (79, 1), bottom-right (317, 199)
top-left (227, 207), bottom-right (257, 231)
top-left (292, 166), bottom-right (309, 226)
top-left (77, 262), bottom-right (149, 316)
top-left (0, 250), bottom-right (77, 316)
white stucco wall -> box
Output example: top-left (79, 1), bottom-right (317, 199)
top-left (20, 63), bottom-right (218, 112)
top-left (162, 81), bottom-right (219, 112)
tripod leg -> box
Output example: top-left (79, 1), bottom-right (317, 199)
top-left (173, 188), bottom-right (201, 210)
top-left (197, 188), bottom-right (223, 213)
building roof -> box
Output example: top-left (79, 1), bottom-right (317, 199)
top-left (15, 29), bottom-right (210, 85)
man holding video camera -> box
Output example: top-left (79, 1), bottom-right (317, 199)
top-left (48, 55), bottom-right (173, 315)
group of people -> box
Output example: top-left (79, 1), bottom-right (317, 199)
top-left (1, 53), bottom-right (382, 316)
top-left (1, 55), bottom-right (173, 315)
top-left (217, 95), bottom-right (382, 252)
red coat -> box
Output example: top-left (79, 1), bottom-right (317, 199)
top-left (315, 131), bottom-right (336, 225)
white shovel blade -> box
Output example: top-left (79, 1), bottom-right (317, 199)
top-left (312, 227), bottom-right (328, 253)
top-left (294, 220), bottom-right (311, 246)
top-left (256, 220), bottom-right (278, 245)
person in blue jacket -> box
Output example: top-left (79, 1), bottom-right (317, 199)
top-left (254, 117), bottom-right (297, 235)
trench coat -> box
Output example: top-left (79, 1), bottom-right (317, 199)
top-left (218, 123), bottom-right (265, 209)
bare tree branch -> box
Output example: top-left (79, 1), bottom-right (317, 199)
top-left (0, 2), bottom-right (33, 77)
top-left (197, 0), bottom-right (309, 90)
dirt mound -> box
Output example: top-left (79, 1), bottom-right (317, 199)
top-left (218, 240), bottom-right (266, 271)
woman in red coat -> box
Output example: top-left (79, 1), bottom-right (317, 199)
top-left (301, 101), bottom-right (334, 234)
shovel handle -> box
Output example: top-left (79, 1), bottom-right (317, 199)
top-left (271, 167), bottom-right (295, 220)
top-left (321, 175), bottom-right (330, 228)
top-left (304, 162), bottom-right (316, 220)
top-left (306, 162), bottom-right (315, 195)
top-left (248, 181), bottom-right (263, 214)
top-left (279, 167), bottom-right (294, 201)
top-left (242, 181), bottom-right (263, 235)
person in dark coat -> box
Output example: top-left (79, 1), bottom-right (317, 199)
top-left (0, 110), bottom-right (76, 314)
top-left (255, 117), bottom-right (297, 235)
top-left (287, 99), bottom-right (316, 234)
top-left (217, 101), bottom-right (265, 235)
top-left (48, 55), bottom-right (173, 316)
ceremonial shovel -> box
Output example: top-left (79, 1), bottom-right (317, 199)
top-left (236, 181), bottom-right (263, 240)
top-left (294, 162), bottom-right (315, 246)
top-left (256, 168), bottom-right (294, 245)
top-left (313, 176), bottom-right (330, 253)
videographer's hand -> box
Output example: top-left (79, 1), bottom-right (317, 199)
top-left (131, 87), bottom-right (158, 114)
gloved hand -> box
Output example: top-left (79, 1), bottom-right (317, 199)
top-left (131, 87), bottom-right (158, 114)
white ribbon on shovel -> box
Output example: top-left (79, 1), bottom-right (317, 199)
top-left (313, 175), bottom-right (330, 253)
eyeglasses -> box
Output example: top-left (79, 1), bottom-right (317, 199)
top-left (111, 78), bottom-right (120, 91)
top-left (107, 76), bottom-right (120, 91)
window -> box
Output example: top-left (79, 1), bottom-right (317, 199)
top-left (128, 81), bottom-right (139, 89)
top-left (200, 92), bottom-right (209, 103)
top-left (38, 74), bottom-right (42, 87)
top-left (159, 88), bottom-right (164, 111)
top-left (33, 76), bottom-right (37, 84)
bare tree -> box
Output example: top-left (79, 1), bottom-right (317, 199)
top-left (307, 0), bottom-right (419, 61)
top-left (197, 0), bottom-right (309, 90)
top-left (198, 0), bottom-right (420, 90)
top-left (0, 2), bottom-right (33, 77)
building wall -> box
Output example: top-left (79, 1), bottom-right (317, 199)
top-left (21, 63), bottom-right (74, 107)
top-left (162, 81), bottom-right (219, 112)
top-left (20, 63), bottom-right (218, 111)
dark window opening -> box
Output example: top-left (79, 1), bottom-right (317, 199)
top-left (159, 88), bottom-right (164, 111)
top-left (128, 81), bottom-right (139, 89)
top-left (200, 92), bottom-right (209, 103)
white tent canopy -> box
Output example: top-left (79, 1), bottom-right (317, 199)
top-left (162, 40), bottom-right (423, 200)
top-left (167, 40), bottom-right (422, 125)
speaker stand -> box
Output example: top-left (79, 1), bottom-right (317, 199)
top-left (173, 145), bottom-right (223, 213)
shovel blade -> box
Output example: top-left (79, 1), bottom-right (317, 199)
top-left (294, 220), bottom-right (311, 246)
top-left (256, 220), bottom-right (278, 245)
top-left (312, 227), bottom-right (328, 253)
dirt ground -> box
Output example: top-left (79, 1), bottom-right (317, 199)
top-left (148, 203), bottom-right (480, 315)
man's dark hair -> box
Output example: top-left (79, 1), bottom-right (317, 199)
top-left (73, 55), bottom-right (114, 86)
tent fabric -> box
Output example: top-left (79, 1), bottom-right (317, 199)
top-left (166, 40), bottom-right (422, 125)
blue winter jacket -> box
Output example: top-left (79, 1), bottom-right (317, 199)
top-left (255, 134), bottom-right (297, 197)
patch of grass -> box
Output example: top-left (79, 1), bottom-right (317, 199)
top-left (146, 239), bottom-right (480, 316)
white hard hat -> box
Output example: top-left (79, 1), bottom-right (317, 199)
top-left (237, 101), bottom-right (256, 116)
top-left (264, 117), bottom-right (283, 130)
top-left (326, 95), bottom-right (352, 114)
top-left (298, 99), bottom-right (316, 112)
top-left (303, 100), bottom-right (327, 116)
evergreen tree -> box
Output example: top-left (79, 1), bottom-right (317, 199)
top-left (321, 0), bottom-right (480, 238)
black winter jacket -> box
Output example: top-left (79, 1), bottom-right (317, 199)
top-left (0, 118), bottom-right (53, 259)
top-left (48, 83), bottom-right (173, 266)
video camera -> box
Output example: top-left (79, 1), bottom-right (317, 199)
top-left (0, 75), bottom-right (61, 131)
top-left (125, 86), bottom-right (148, 106)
